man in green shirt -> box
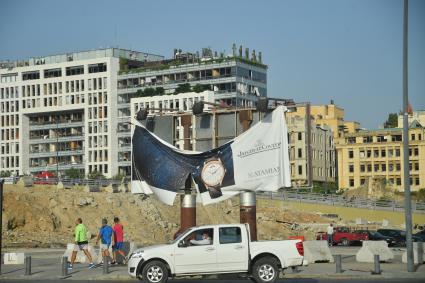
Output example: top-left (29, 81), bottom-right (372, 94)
top-left (68, 218), bottom-right (95, 269)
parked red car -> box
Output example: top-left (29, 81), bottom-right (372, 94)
top-left (316, 227), bottom-right (369, 246)
top-left (33, 171), bottom-right (57, 185)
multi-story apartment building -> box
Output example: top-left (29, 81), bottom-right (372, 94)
top-left (0, 48), bottom-right (163, 178)
top-left (285, 112), bottom-right (336, 187)
top-left (117, 46), bottom-right (267, 175)
top-left (336, 119), bottom-right (425, 191)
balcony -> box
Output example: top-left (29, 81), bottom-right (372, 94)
top-left (29, 134), bottom-right (84, 144)
top-left (29, 148), bottom-right (84, 158)
top-left (29, 119), bottom-right (84, 130)
top-left (29, 162), bottom-right (84, 172)
top-left (118, 143), bottom-right (131, 152)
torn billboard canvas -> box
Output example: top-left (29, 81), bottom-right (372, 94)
top-left (131, 106), bottom-right (291, 205)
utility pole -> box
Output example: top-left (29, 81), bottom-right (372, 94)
top-left (402, 0), bottom-right (414, 273)
top-left (56, 115), bottom-right (59, 181)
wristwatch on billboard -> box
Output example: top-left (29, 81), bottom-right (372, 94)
top-left (200, 157), bottom-right (225, 199)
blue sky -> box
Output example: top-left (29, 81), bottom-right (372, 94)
top-left (0, 0), bottom-right (424, 129)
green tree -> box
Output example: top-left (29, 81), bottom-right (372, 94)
top-left (87, 170), bottom-right (106, 180)
top-left (136, 89), bottom-right (144, 97)
top-left (384, 113), bottom-right (398, 128)
top-left (143, 87), bottom-right (156, 97)
top-left (192, 84), bottom-right (210, 93)
top-left (155, 87), bottom-right (165, 96)
top-left (0, 171), bottom-right (11, 177)
top-left (64, 167), bottom-right (84, 179)
top-left (111, 172), bottom-right (127, 181)
top-left (175, 83), bottom-right (191, 94)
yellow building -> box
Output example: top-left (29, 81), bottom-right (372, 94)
top-left (290, 101), bottom-right (360, 139)
top-left (336, 123), bottom-right (425, 192)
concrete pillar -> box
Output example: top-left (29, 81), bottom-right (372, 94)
top-left (240, 191), bottom-right (257, 241)
top-left (180, 193), bottom-right (196, 232)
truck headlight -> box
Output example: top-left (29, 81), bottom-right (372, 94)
top-left (130, 251), bottom-right (144, 259)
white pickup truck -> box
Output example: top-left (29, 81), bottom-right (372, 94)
top-left (128, 223), bottom-right (305, 283)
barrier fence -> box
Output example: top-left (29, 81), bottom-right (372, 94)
top-left (257, 190), bottom-right (425, 214)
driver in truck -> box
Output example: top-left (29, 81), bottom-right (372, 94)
top-left (190, 230), bottom-right (212, 245)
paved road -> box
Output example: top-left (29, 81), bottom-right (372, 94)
top-left (2, 279), bottom-right (425, 283)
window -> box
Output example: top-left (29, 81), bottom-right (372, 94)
top-left (219, 227), bottom-right (242, 244)
top-left (347, 137), bottom-right (356, 144)
top-left (411, 134), bottom-right (415, 141)
top-left (360, 178), bottom-right (365, 186)
top-left (348, 150), bottom-right (354, 158)
top-left (392, 135), bottom-right (402, 142)
top-left (360, 164), bottom-right (365, 172)
top-left (396, 178), bottom-right (401, 185)
top-left (349, 178), bottom-right (354, 187)
top-left (414, 148), bottom-right (419, 156)
top-left (416, 178), bottom-right (420, 186)
top-left (377, 136), bottom-right (387, 142)
top-left (363, 136), bottom-right (372, 143)
top-left (367, 164), bottom-right (372, 172)
top-left (349, 164), bottom-right (354, 173)
top-left (374, 149), bottom-right (379, 158)
top-left (182, 228), bottom-right (213, 246)
top-left (298, 148), bottom-right (302, 158)
top-left (88, 63), bottom-right (107, 73)
top-left (44, 68), bottom-right (62, 78)
top-left (374, 164), bottom-right (379, 172)
top-left (66, 65), bottom-right (84, 76)
top-left (367, 150), bottom-right (372, 158)
top-left (381, 164), bottom-right (386, 171)
top-left (395, 148), bottom-right (400, 157)
top-left (22, 71), bottom-right (40, 81)
top-left (359, 150), bottom-right (365, 158)
top-left (381, 149), bottom-right (386, 157)
top-left (298, 165), bottom-right (302, 175)
top-left (414, 163), bottom-right (419, 171)
top-left (298, 132), bottom-right (302, 141)
top-left (396, 163), bottom-right (401, 171)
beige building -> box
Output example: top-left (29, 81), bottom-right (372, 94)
top-left (336, 123), bottom-right (425, 192)
top-left (289, 101), bottom-right (360, 140)
top-left (286, 112), bottom-right (336, 188)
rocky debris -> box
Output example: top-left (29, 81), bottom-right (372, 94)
top-left (2, 183), bottom-right (330, 248)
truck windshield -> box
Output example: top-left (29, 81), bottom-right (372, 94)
top-left (169, 228), bottom-right (192, 244)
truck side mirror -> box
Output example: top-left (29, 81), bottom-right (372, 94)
top-left (178, 240), bottom-right (187, 248)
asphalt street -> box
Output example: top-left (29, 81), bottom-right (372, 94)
top-left (2, 279), bottom-right (425, 283)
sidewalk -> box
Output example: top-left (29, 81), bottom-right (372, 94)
top-left (1, 247), bottom-right (425, 280)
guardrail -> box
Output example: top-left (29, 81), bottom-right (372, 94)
top-left (256, 190), bottom-right (425, 214)
top-left (0, 177), bottom-right (124, 187)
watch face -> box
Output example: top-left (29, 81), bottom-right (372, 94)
top-left (201, 159), bottom-right (225, 187)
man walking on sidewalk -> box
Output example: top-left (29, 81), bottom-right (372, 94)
top-left (69, 218), bottom-right (95, 269)
top-left (95, 218), bottom-right (113, 264)
top-left (112, 217), bottom-right (127, 265)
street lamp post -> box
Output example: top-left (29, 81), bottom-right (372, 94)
top-left (402, 0), bottom-right (414, 273)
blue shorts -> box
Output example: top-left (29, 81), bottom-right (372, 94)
top-left (113, 242), bottom-right (123, 251)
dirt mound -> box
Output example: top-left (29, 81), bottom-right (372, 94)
top-left (2, 184), bottom-right (329, 248)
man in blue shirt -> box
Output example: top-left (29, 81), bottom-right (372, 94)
top-left (95, 218), bottom-right (113, 263)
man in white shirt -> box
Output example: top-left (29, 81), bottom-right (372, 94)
top-left (190, 231), bottom-right (212, 245)
top-left (327, 223), bottom-right (334, 246)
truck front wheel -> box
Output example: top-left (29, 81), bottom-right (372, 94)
top-left (141, 260), bottom-right (168, 283)
top-left (252, 257), bottom-right (278, 283)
